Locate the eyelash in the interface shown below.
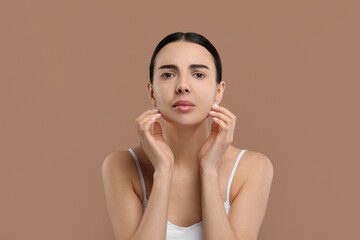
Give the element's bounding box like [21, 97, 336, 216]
[160, 72, 206, 79]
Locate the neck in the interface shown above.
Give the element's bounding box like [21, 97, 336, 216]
[162, 117, 212, 170]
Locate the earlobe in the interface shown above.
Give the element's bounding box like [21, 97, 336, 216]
[147, 83, 157, 107]
[215, 82, 225, 104]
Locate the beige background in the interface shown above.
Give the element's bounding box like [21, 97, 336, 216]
[1, 0, 359, 239]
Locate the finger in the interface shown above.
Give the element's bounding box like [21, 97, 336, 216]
[141, 113, 162, 142]
[137, 109, 161, 128]
[153, 121, 163, 137]
[139, 112, 161, 129]
[136, 110, 160, 145]
[210, 118, 220, 134]
[136, 117, 146, 146]
[209, 110, 231, 124]
[211, 117, 229, 132]
[137, 124, 144, 145]
[135, 108, 160, 123]
[211, 105, 236, 119]
[144, 113, 161, 131]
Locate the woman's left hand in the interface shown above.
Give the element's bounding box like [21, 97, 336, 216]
[199, 104, 237, 171]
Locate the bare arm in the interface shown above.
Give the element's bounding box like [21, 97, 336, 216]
[102, 151, 173, 240]
[131, 169, 173, 240]
[200, 153, 274, 240]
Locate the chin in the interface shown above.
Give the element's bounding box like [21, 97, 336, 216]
[165, 115, 209, 126]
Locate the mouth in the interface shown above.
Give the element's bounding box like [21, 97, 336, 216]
[172, 100, 195, 107]
[172, 105, 195, 112]
[172, 99, 195, 112]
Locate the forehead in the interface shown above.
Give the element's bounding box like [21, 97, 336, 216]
[154, 41, 215, 69]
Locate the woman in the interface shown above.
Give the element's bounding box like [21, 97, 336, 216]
[102, 32, 274, 240]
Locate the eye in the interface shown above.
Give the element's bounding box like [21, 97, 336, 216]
[194, 73, 205, 79]
[161, 73, 175, 79]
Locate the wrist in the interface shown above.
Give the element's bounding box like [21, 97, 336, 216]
[154, 168, 173, 177]
[200, 165, 219, 176]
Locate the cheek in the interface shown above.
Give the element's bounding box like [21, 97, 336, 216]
[198, 93, 216, 113]
[203, 87, 217, 102]
[153, 87, 165, 100]
[154, 90, 171, 107]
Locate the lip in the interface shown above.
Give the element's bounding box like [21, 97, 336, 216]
[173, 105, 195, 112]
[172, 100, 195, 107]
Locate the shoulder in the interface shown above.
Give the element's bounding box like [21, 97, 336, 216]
[229, 145, 272, 168]
[101, 149, 146, 240]
[241, 149, 274, 184]
[228, 146, 274, 183]
[102, 149, 129, 168]
[248, 151, 273, 174]
[101, 146, 150, 184]
[101, 149, 136, 183]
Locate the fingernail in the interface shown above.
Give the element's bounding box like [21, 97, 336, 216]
[213, 104, 219, 108]
[210, 111, 216, 114]
[213, 117, 219, 120]
[152, 108, 159, 112]
[155, 113, 161, 116]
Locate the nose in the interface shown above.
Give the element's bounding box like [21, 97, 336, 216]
[175, 76, 190, 94]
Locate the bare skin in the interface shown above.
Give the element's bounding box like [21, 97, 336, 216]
[129, 40, 251, 227]
[126, 144, 254, 227]
[102, 40, 273, 239]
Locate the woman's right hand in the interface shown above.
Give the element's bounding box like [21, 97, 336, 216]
[135, 109, 174, 172]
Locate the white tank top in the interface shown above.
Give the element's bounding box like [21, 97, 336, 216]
[128, 148, 247, 240]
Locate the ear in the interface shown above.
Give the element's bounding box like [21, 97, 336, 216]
[214, 81, 226, 104]
[147, 82, 157, 107]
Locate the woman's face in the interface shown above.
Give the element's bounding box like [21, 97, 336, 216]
[148, 40, 225, 125]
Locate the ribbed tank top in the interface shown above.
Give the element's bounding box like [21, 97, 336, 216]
[128, 148, 247, 240]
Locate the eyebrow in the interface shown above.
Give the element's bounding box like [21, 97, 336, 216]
[157, 64, 209, 71]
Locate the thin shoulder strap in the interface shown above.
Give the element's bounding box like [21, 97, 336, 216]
[226, 149, 247, 203]
[128, 148, 148, 202]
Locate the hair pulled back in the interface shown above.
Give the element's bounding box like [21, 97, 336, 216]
[149, 32, 222, 85]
